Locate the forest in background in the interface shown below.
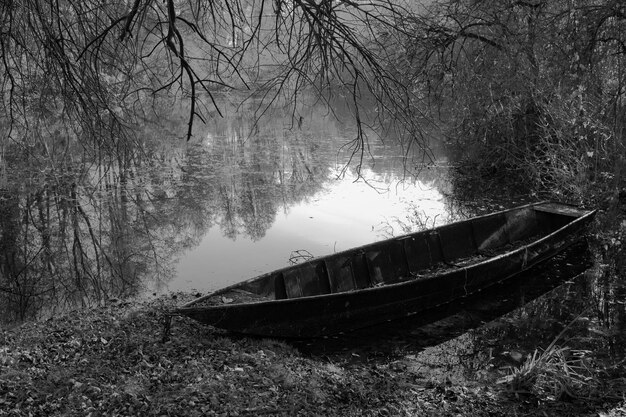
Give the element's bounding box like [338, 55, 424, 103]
[2, 1, 625, 202]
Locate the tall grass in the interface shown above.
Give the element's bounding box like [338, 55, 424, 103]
[497, 312, 625, 402]
[498, 345, 598, 400]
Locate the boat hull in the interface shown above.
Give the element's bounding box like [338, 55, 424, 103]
[175, 202, 595, 338]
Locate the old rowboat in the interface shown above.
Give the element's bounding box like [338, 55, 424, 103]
[175, 202, 595, 337]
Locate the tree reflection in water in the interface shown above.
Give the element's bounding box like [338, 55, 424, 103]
[0, 99, 448, 323]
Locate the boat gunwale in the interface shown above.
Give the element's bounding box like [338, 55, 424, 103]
[176, 201, 595, 312]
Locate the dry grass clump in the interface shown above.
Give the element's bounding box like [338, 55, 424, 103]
[498, 345, 600, 400]
[498, 312, 625, 403]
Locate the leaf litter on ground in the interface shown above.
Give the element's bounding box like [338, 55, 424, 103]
[1, 294, 624, 416]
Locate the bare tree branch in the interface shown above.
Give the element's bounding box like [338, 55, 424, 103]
[1, 0, 429, 170]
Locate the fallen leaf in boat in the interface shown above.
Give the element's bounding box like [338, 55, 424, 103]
[222, 296, 234, 304]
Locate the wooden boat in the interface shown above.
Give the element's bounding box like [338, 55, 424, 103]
[174, 202, 596, 338]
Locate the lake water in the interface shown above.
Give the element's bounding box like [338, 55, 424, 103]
[0, 97, 455, 321]
[154, 99, 455, 293]
[172, 164, 449, 293]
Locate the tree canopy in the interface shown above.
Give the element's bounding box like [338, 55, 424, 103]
[2, 0, 625, 197]
[1, 0, 427, 164]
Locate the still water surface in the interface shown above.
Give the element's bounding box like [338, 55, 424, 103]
[0, 99, 453, 321]
[173, 165, 449, 293]
[148, 100, 453, 293]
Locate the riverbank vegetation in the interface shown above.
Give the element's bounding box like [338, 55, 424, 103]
[401, 1, 626, 205]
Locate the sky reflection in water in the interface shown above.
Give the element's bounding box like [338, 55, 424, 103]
[172, 165, 449, 293]
[157, 98, 452, 293]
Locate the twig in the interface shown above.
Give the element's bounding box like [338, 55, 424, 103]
[241, 407, 290, 415]
[161, 313, 174, 343]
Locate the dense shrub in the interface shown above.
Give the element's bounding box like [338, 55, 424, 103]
[403, 0, 626, 202]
